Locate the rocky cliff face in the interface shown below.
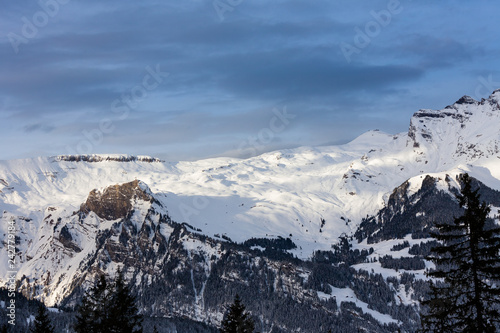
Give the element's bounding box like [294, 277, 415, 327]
[80, 180, 157, 220]
[355, 174, 500, 244]
[55, 155, 163, 163]
[407, 90, 500, 161]
[9, 181, 166, 306]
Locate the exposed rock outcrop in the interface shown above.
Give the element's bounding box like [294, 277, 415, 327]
[55, 155, 163, 163]
[79, 180, 156, 220]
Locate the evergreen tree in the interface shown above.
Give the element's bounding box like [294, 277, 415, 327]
[421, 174, 500, 332]
[220, 294, 255, 333]
[74, 274, 112, 333]
[30, 304, 55, 333]
[107, 268, 143, 333]
[0, 324, 7, 333]
[75, 270, 143, 333]
[74, 292, 95, 333]
[153, 326, 159, 333]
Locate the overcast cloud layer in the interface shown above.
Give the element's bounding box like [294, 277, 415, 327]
[1, 0, 499, 161]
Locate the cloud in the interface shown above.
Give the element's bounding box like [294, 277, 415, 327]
[23, 123, 55, 133]
[391, 34, 477, 69]
[0, 0, 499, 161]
[0, 0, 419, 114]
[212, 53, 424, 100]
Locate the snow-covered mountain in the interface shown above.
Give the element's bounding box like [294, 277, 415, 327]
[2, 90, 500, 256]
[1, 90, 500, 332]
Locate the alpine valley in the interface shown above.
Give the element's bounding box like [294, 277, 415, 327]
[1, 90, 500, 332]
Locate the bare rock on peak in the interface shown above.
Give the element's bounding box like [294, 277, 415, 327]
[54, 154, 163, 163]
[455, 95, 477, 105]
[80, 180, 156, 220]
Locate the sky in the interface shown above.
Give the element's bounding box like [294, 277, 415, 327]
[1, 0, 499, 162]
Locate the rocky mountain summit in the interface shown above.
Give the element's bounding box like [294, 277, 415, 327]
[79, 180, 158, 220]
[408, 90, 500, 160]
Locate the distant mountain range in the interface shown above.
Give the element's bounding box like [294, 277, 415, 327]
[1, 90, 499, 332]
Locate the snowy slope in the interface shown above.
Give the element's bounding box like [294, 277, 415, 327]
[1, 89, 499, 269]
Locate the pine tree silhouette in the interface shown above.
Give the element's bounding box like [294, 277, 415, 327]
[107, 268, 143, 333]
[75, 269, 142, 333]
[74, 274, 111, 333]
[421, 174, 500, 332]
[30, 304, 55, 333]
[220, 294, 255, 333]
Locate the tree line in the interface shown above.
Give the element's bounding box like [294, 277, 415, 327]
[27, 269, 255, 333]
[28, 268, 143, 333]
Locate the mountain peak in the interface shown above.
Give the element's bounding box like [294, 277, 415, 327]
[489, 89, 500, 103]
[455, 95, 478, 105]
[79, 180, 156, 220]
[407, 90, 500, 157]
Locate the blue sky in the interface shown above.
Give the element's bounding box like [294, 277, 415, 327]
[1, 0, 499, 161]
